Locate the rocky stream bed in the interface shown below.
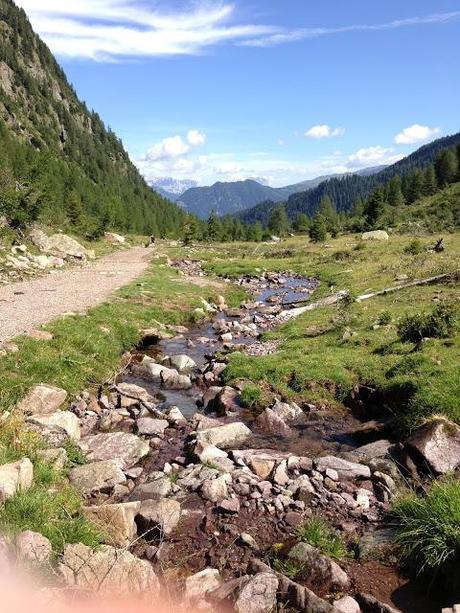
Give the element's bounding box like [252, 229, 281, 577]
[3, 262, 455, 612]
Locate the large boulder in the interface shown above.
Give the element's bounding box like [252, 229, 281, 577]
[200, 475, 230, 502]
[235, 572, 279, 613]
[132, 357, 192, 389]
[167, 354, 196, 373]
[361, 230, 389, 241]
[271, 399, 303, 422]
[46, 233, 88, 259]
[104, 232, 126, 245]
[15, 530, 52, 564]
[406, 417, 460, 474]
[0, 458, 33, 503]
[128, 474, 172, 501]
[136, 499, 181, 537]
[70, 460, 126, 495]
[59, 543, 159, 595]
[114, 382, 155, 407]
[194, 422, 251, 450]
[288, 542, 349, 590]
[17, 384, 67, 415]
[185, 568, 222, 603]
[79, 432, 150, 468]
[82, 502, 141, 547]
[254, 408, 292, 437]
[315, 456, 371, 480]
[27, 411, 81, 440]
[136, 417, 168, 437]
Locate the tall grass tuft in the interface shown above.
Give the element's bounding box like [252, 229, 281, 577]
[296, 516, 347, 560]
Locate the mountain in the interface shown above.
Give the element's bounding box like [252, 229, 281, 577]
[149, 178, 198, 201]
[177, 168, 385, 219]
[0, 0, 187, 236]
[237, 134, 460, 226]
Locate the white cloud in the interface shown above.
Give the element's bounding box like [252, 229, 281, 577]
[15, 2, 460, 61]
[141, 135, 191, 163]
[394, 124, 440, 145]
[187, 130, 206, 146]
[305, 125, 345, 139]
[346, 145, 403, 168]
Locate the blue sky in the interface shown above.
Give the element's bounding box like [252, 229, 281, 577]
[17, 0, 460, 187]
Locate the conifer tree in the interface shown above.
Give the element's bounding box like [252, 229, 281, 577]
[268, 204, 289, 236]
[309, 215, 327, 242]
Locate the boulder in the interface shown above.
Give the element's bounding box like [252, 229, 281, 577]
[128, 476, 172, 501]
[334, 595, 361, 613]
[28, 411, 81, 440]
[79, 432, 150, 468]
[160, 367, 192, 390]
[115, 382, 154, 407]
[254, 408, 292, 437]
[194, 422, 251, 450]
[200, 475, 230, 502]
[17, 384, 67, 415]
[315, 456, 371, 480]
[46, 233, 88, 258]
[288, 542, 349, 590]
[36, 447, 67, 470]
[356, 593, 400, 613]
[70, 460, 126, 495]
[185, 568, 222, 602]
[104, 232, 126, 244]
[29, 228, 50, 251]
[405, 417, 460, 474]
[210, 386, 241, 416]
[136, 417, 168, 437]
[59, 543, 159, 595]
[271, 399, 303, 422]
[361, 230, 389, 241]
[349, 439, 393, 461]
[132, 357, 167, 382]
[193, 441, 229, 466]
[16, 531, 52, 564]
[235, 572, 279, 613]
[82, 502, 141, 547]
[0, 458, 33, 502]
[136, 499, 181, 536]
[168, 354, 196, 373]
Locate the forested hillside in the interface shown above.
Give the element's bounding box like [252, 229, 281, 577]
[238, 133, 460, 226]
[0, 0, 187, 237]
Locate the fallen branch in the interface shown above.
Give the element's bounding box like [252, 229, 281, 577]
[356, 271, 456, 301]
[278, 291, 349, 320]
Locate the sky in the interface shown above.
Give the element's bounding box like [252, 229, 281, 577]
[16, 0, 460, 188]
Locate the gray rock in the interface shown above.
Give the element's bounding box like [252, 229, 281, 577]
[361, 230, 389, 241]
[0, 458, 33, 503]
[136, 417, 168, 437]
[185, 568, 222, 602]
[36, 447, 67, 470]
[235, 572, 278, 613]
[315, 456, 371, 480]
[334, 595, 361, 613]
[16, 530, 52, 564]
[17, 384, 67, 415]
[28, 411, 81, 440]
[46, 233, 88, 258]
[271, 399, 303, 422]
[168, 354, 196, 373]
[194, 422, 251, 450]
[115, 382, 154, 407]
[70, 459, 126, 495]
[59, 543, 159, 594]
[288, 542, 349, 590]
[82, 502, 141, 547]
[240, 532, 259, 549]
[129, 477, 172, 501]
[200, 475, 230, 502]
[406, 417, 460, 474]
[136, 499, 181, 536]
[79, 432, 150, 468]
[254, 408, 292, 437]
[356, 593, 399, 613]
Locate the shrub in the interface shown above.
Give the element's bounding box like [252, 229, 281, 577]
[392, 479, 460, 586]
[404, 238, 424, 255]
[397, 304, 457, 343]
[240, 384, 262, 409]
[377, 310, 392, 325]
[296, 517, 347, 560]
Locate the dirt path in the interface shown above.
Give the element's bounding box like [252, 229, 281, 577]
[0, 247, 152, 342]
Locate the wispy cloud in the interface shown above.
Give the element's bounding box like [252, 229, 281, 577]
[241, 11, 460, 47]
[15, 2, 460, 61]
[305, 125, 345, 139]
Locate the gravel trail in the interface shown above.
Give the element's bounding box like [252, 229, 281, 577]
[0, 247, 152, 342]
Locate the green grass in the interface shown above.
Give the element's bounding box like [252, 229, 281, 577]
[240, 384, 262, 409]
[296, 517, 348, 560]
[0, 256, 243, 412]
[392, 479, 460, 587]
[182, 232, 460, 432]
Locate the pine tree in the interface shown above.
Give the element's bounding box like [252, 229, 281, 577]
[268, 204, 289, 236]
[293, 213, 309, 233]
[404, 169, 424, 204]
[183, 215, 199, 245]
[435, 149, 458, 186]
[386, 176, 405, 207]
[309, 215, 327, 242]
[422, 165, 437, 196]
[364, 188, 386, 227]
[206, 211, 222, 241]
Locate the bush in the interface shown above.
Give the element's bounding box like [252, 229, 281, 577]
[392, 479, 460, 588]
[296, 517, 347, 560]
[240, 384, 262, 409]
[404, 238, 424, 255]
[377, 310, 392, 325]
[397, 304, 457, 343]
